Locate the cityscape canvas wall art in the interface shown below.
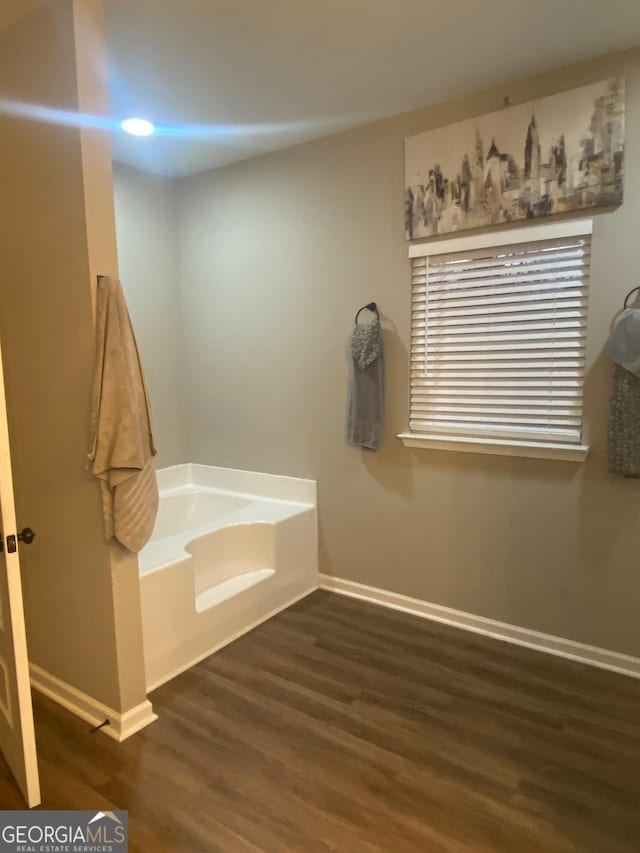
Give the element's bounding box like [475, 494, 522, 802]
[404, 79, 624, 239]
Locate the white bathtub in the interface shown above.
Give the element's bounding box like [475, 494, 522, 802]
[139, 463, 318, 690]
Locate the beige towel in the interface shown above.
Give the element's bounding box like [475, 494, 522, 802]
[88, 276, 159, 552]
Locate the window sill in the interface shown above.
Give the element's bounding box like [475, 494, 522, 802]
[397, 433, 590, 462]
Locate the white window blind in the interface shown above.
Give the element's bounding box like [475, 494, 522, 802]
[410, 230, 591, 445]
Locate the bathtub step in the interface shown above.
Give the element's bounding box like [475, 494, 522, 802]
[195, 568, 275, 613]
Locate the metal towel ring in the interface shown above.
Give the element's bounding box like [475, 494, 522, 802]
[623, 286, 640, 308]
[355, 302, 380, 324]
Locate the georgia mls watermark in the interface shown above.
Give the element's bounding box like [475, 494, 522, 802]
[0, 811, 128, 853]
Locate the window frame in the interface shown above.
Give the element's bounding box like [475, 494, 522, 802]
[399, 219, 592, 462]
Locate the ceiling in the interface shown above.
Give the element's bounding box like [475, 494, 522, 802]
[105, 0, 640, 177]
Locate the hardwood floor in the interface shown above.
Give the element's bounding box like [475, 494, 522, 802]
[1, 590, 639, 851]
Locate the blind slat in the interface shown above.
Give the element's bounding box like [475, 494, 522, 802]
[412, 396, 582, 409]
[424, 262, 589, 288]
[410, 349, 585, 363]
[425, 330, 586, 346]
[409, 410, 582, 427]
[421, 316, 587, 329]
[409, 419, 581, 444]
[411, 369, 583, 380]
[413, 276, 586, 302]
[412, 388, 582, 399]
[425, 236, 589, 264]
[420, 340, 586, 353]
[425, 293, 587, 313]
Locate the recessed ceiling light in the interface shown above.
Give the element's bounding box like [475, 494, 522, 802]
[121, 117, 155, 136]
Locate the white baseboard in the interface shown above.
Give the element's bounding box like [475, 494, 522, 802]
[29, 663, 158, 741]
[319, 575, 640, 681]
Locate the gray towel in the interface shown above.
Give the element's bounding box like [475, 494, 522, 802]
[346, 319, 384, 450]
[606, 307, 640, 477]
[607, 308, 640, 377]
[608, 364, 640, 478]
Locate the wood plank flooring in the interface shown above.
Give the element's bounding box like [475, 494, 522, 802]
[1, 590, 639, 851]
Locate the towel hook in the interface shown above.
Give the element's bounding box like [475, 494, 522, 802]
[623, 286, 640, 309]
[355, 302, 380, 325]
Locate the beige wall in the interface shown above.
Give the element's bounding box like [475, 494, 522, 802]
[113, 163, 189, 467]
[0, 0, 147, 712]
[174, 48, 640, 657]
